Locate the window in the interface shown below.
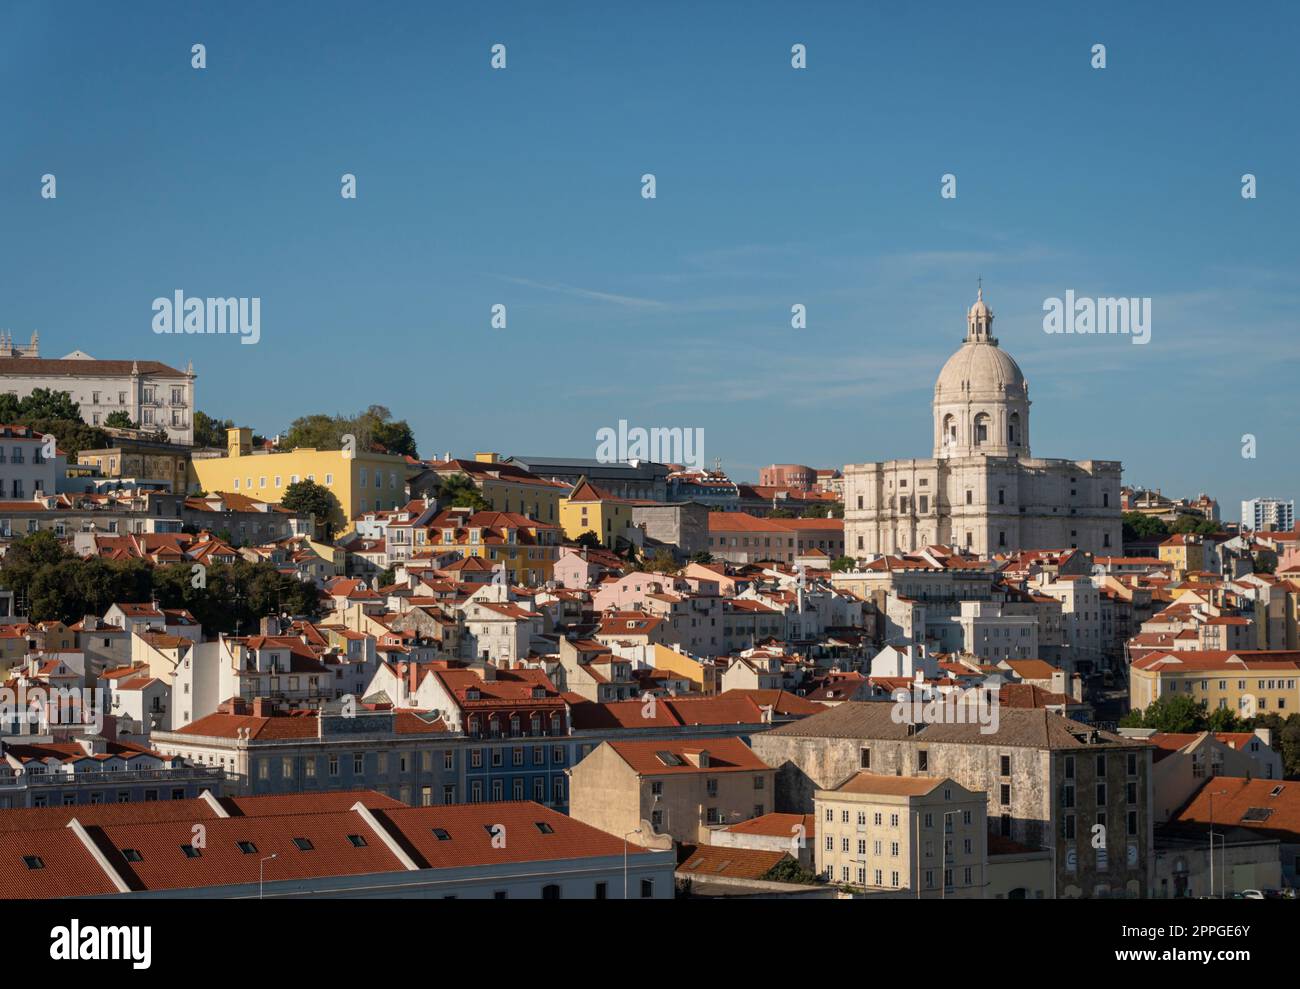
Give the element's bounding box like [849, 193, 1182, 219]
[860, 748, 871, 769]
[121, 848, 143, 862]
[23, 856, 44, 870]
[292, 837, 314, 851]
[595, 882, 608, 899]
[640, 879, 654, 898]
[181, 844, 202, 858]
[237, 841, 258, 854]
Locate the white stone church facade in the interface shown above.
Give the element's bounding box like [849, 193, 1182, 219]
[844, 290, 1122, 558]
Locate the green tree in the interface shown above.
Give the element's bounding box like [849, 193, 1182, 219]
[152, 560, 319, 635]
[1206, 706, 1243, 733]
[435, 475, 490, 512]
[104, 411, 136, 429]
[644, 549, 680, 574]
[1170, 515, 1222, 536]
[193, 411, 236, 448]
[371, 417, 418, 458]
[20, 388, 82, 421]
[574, 531, 602, 550]
[24, 417, 110, 460]
[1122, 512, 1169, 543]
[282, 413, 347, 451]
[281, 405, 418, 457]
[830, 555, 856, 572]
[687, 551, 713, 565]
[280, 479, 344, 539]
[1130, 694, 1207, 733]
[760, 857, 818, 885]
[0, 394, 21, 423]
[1272, 714, 1300, 778]
[1118, 709, 1146, 729]
[0, 530, 71, 607]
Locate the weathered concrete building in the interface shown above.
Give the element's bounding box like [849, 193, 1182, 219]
[749, 702, 1154, 898]
[632, 500, 709, 558]
[568, 736, 775, 845]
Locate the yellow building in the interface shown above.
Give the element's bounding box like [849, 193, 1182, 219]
[559, 477, 640, 549]
[416, 454, 567, 524]
[647, 642, 719, 694]
[1128, 650, 1300, 718]
[415, 508, 563, 585]
[1158, 534, 1206, 580]
[190, 428, 411, 530]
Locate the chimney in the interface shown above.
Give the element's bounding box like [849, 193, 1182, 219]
[251, 697, 273, 717]
[475, 452, 499, 464]
[1050, 669, 1067, 695]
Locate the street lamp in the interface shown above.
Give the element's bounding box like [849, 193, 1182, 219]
[623, 829, 642, 899]
[1207, 788, 1228, 899]
[260, 853, 278, 900]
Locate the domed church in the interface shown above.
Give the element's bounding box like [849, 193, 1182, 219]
[843, 288, 1122, 558]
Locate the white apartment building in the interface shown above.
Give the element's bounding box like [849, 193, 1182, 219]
[0, 426, 64, 504]
[1241, 497, 1294, 532]
[1033, 574, 1104, 675]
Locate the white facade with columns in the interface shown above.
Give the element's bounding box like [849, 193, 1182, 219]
[844, 290, 1122, 558]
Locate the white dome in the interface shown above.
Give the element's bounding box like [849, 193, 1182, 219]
[932, 287, 1032, 459]
[934, 340, 1027, 401]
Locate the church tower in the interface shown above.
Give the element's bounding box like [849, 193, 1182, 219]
[932, 286, 1031, 458]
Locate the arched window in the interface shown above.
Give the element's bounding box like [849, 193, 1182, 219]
[942, 414, 956, 445]
[973, 413, 990, 446]
[542, 884, 561, 900]
[1008, 412, 1021, 446]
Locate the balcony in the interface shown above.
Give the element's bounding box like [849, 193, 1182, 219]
[8, 766, 224, 788]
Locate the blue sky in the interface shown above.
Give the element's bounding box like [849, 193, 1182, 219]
[3, 0, 1297, 521]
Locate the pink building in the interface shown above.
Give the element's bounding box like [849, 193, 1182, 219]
[759, 464, 816, 489]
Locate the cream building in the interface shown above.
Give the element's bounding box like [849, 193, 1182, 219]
[814, 772, 987, 897]
[0, 335, 196, 444]
[844, 290, 1121, 558]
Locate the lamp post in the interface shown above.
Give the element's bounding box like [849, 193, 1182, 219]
[1208, 787, 1228, 899]
[623, 828, 642, 899]
[260, 853, 278, 900]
